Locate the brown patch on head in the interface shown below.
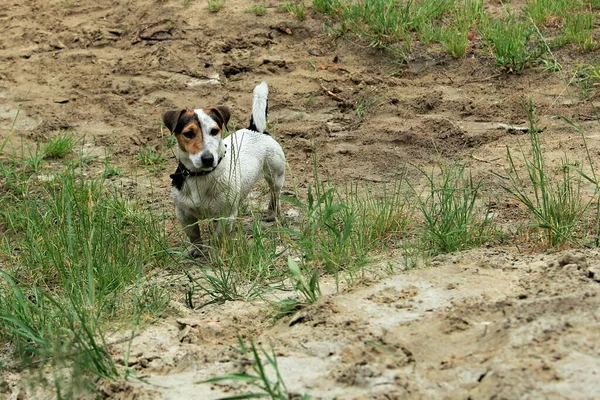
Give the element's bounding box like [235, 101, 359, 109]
[204, 106, 231, 131]
[163, 110, 204, 154]
[179, 119, 204, 154]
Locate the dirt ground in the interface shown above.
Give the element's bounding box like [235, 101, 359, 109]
[2, 0, 600, 399]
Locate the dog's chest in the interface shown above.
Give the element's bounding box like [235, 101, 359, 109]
[173, 175, 234, 217]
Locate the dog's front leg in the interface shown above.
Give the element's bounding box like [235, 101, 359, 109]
[177, 209, 204, 258]
[214, 199, 238, 242]
[214, 213, 237, 240]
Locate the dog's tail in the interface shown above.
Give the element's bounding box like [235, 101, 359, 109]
[248, 81, 269, 133]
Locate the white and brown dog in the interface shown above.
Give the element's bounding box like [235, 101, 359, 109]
[162, 82, 285, 256]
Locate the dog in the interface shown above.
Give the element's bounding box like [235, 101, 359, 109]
[162, 81, 286, 256]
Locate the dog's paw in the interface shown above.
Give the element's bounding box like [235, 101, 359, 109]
[263, 214, 277, 223]
[262, 210, 282, 223]
[187, 243, 208, 259]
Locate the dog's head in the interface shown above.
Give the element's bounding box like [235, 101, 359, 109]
[162, 107, 230, 170]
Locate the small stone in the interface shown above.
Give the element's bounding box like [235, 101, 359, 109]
[285, 208, 299, 219]
[50, 40, 66, 49]
[562, 263, 579, 272]
[186, 73, 220, 86]
[176, 318, 200, 328]
[258, 56, 287, 68]
[558, 253, 587, 269]
[107, 28, 123, 36]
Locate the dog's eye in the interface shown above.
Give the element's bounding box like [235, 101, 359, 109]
[209, 128, 219, 136]
[182, 131, 194, 139]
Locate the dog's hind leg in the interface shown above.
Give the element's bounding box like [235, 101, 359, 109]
[265, 167, 285, 219]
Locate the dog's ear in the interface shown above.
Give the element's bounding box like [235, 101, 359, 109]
[206, 106, 231, 130]
[162, 109, 186, 134]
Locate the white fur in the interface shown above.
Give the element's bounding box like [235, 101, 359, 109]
[172, 83, 285, 255]
[251, 81, 268, 133]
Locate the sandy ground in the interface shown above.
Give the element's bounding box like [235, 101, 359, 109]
[2, 0, 600, 398]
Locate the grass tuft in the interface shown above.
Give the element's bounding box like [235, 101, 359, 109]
[558, 12, 597, 51]
[44, 133, 77, 158]
[137, 146, 166, 169]
[412, 161, 494, 255]
[354, 90, 381, 118]
[496, 99, 592, 247]
[481, 16, 540, 73]
[207, 0, 225, 13]
[525, 0, 571, 27]
[44, 133, 77, 159]
[283, 175, 411, 274]
[283, 0, 306, 21]
[200, 337, 308, 399]
[272, 256, 322, 319]
[248, 1, 266, 16]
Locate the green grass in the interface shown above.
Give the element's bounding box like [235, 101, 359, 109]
[338, 0, 413, 49]
[184, 215, 284, 307]
[137, 146, 166, 168]
[183, 165, 412, 309]
[417, 21, 440, 46]
[102, 157, 123, 178]
[310, 0, 598, 73]
[0, 161, 170, 392]
[496, 99, 593, 247]
[412, 161, 495, 255]
[439, 25, 470, 58]
[558, 12, 597, 51]
[24, 144, 44, 173]
[272, 256, 322, 319]
[283, 0, 306, 21]
[354, 90, 380, 118]
[525, 0, 571, 26]
[248, 1, 266, 16]
[480, 16, 540, 73]
[572, 61, 600, 97]
[312, 0, 338, 16]
[44, 133, 77, 159]
[207, 0, 225, 13]
[282, 175, 411, 275]
[200, 337, 309, 400]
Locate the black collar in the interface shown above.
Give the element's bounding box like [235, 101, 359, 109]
[170, 149, 226, 190]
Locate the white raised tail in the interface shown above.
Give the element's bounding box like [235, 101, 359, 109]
[249, 81, 269, 133]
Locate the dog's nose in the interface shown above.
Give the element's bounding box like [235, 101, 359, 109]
[200, 153, 214, 166]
